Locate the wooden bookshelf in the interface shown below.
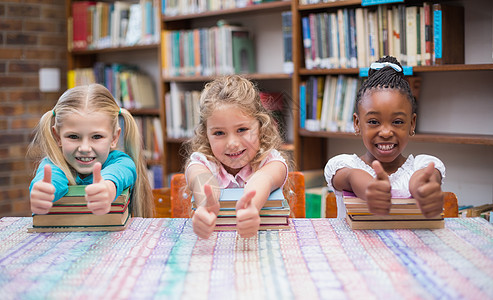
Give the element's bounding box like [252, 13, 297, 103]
[65, 0, 493, 187]
[160, 1, 294, 182]
[66, 0, 165, 185]
[291, 0, 493, 171]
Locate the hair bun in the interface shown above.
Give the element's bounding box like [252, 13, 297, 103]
[369, 61, 402, 73]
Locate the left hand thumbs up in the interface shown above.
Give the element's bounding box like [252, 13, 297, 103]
[236, 190, 259, 238]
[92, 162, 103, 183]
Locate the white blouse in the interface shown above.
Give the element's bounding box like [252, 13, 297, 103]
[324, 154, 446, 218]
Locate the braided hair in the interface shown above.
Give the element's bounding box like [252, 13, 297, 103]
[355, 56, 416, 114]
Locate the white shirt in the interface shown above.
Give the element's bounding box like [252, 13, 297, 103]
[324, 154, 446, 218]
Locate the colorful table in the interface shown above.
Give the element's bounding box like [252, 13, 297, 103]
[1, 217, 492, 299]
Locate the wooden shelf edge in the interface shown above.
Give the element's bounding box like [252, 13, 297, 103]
[127, 108, 160, 116]
[299, 68, 359, 75]
[299, 64, 493, 76]
[163, 73, 292, 82]
[411, 133, 493, 145]
[70, 43, 159, 55]
[298, 0, 361, 11]
[412, 64, 493, 72]
[162, 1, 291, 22]
[299, 129, 493, 146]
[166, 137, 189, 144]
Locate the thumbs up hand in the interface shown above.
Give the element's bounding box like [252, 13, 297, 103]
[85, 162, 115, 215]
[410, 162, 443, 218]
[235, 190, 259, 238]
[365, 160, 392, 215]
[30, 164, 55, 214]
[192, 184, 220, 239]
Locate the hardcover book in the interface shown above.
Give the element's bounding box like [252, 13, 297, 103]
[343, 190, 444, 229]
[432, 3, 464, 65]
[30, 185, 131, 232]
[192, 188, 285, 209]
[33, 208, 130, 227]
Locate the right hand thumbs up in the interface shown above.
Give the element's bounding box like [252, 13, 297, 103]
[365, 160, 392, 215]
[30, 164, 55, 214]
[192, 184, 219, 239]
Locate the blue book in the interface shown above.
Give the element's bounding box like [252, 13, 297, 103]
[299, 83, 306, 128]
[217, 199, 291, 216]
[301, 16, 312, 69]
[192, 188, 286, 209]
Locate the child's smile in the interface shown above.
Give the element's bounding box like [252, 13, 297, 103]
[53, 111, 120, 177]
[226, 149, 246, 159]
[354, 89, 416, 172]
[206, 104, 260, 176]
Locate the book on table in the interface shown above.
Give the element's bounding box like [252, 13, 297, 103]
[48, 186, 130, 213]
[192, 188, 286, 209]
[29, 185, 131, 232]
[343, 190, 444, 230]
[193, 187, 291, 231]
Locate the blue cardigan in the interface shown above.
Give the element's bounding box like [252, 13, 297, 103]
[29, 150, 136, 202]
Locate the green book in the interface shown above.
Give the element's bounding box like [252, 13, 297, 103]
[54, 185, 130, 207]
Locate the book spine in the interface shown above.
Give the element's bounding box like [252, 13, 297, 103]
[406, 6, 417, 67]
[433, 3, 464, 65]
[299, 82, 306, 129]
[301, 16, 313, 69]
[309, 14, 319, 69]
[423, 2, 433, 65]
[398, 4, 407, 65]
[281, 11, 293, 74]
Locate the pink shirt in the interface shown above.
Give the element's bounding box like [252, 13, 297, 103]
[185, 149, 288, 188]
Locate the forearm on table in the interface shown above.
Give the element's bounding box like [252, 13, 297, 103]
[333, 168, 374, 199]
[185, 164, 220, 206]
[244, 161, 287, 211]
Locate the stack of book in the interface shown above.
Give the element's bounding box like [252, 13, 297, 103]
[29, 185, 131, 232]
[192, 188, 291, 231]
[343, 190, 444, 230]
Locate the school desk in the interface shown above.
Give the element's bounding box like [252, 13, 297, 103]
[1, 217, 492, 299]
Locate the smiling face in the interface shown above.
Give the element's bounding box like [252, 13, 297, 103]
[53, 111, 120, 177]
[354, 89, 416, 173]
[206, 104, 260, 175]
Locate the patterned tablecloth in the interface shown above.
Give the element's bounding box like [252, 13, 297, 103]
[0, 217, 492, 299]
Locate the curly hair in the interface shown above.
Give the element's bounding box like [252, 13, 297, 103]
[183, 75, 287, 172]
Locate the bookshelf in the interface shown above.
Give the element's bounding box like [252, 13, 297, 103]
[64, 0, 493, 201]
[292, 0, 493, 205]
[66, 0, 165, 186]
[160, 0, 294, 183]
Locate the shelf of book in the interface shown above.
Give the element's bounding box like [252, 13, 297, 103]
[66, 0, 165, 187]
[291, 0, 493, 174]
[160, 1, 294, 183]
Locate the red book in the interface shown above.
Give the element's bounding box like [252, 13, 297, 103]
[423, 2, 433, 65]
[72, 1, 96, 50]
